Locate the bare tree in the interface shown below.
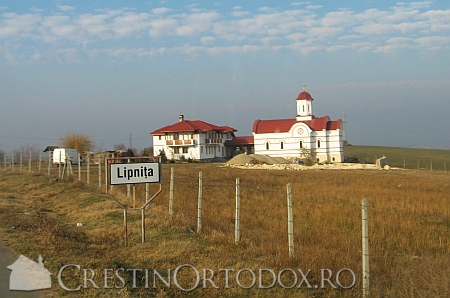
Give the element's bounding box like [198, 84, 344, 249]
[0, 149, 5, 164]
[13, 143, 41, 162]
[114, 143, 127, 151]
[140, 147, 154, 156]
[299, 147, 316, 166]
[59, 132, 95, 153]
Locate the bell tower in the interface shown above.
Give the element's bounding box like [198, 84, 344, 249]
[296, 85, 313, 121]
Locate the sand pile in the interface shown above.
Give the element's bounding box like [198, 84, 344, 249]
[271, 157, 292, 164]
[226, 154, 255, 165]
[226, 154, 390, 171]
[227, 154, 290, 165]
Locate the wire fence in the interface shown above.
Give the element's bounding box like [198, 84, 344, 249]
[1, 153, 449, 296]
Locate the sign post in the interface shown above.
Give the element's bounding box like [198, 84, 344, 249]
[107, 156, 162, 246]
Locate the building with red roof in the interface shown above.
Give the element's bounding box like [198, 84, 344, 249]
[252, 86, 344, 163]
[151, 115, 239, 161]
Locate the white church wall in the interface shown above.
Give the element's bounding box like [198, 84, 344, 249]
[253, 125, 344, 163]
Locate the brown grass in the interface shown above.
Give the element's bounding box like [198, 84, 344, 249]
[0, 164, 449, 297]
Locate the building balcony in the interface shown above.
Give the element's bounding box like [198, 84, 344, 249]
[166, 139, 195, 146]
[205, 139, 223, 144]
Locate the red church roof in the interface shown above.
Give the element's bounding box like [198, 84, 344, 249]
[296, 91, 314, 100]
[224, 136, 254, 146]
[252, 116, 341, 134]
[252, 119, 297, 134]
[151, 119, 237, 136]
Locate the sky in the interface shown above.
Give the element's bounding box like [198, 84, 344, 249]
[1, 0, 450, 153]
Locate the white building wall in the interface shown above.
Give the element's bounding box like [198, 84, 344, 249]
[253, 126, 344, 163]
[152, 136, 168, 158]
[153, 131, 232, 161]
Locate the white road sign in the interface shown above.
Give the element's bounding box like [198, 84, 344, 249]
[110, 162, 161, 185]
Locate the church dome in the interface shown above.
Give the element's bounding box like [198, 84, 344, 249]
[296, 85, 314, 100]
[296, 91, 313, 100]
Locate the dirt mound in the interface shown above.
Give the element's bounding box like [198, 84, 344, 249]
[271, 157, 291, 164]
[227, 154, 292, 165]
[226, 154, 256, 165]
[248, 154, 272, 164]
[263, 155, 285, 164]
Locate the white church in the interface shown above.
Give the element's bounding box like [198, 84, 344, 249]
[252, 86, 344, 163]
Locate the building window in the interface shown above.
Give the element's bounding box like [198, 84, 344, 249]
[183, 147, 188, 154]
[300, 141, 303, 149]
[332, 157, 335, 162]
[158, 136, 162, 140]
[175, 133, 179, 140]
[218, 146, 221, 152]
[317, 140, 321, 148]
[280, 141, 284, 149]
[201, 146, 203, 153]
[266, 142, 270, 150]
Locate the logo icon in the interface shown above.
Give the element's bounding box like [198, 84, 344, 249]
[7, 254, 52, 291]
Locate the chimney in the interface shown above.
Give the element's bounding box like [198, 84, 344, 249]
[179, 115, 184, 122]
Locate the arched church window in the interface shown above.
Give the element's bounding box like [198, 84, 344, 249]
[266, 142, 269, 150]
[281, 142, 284, 149]
[300, 141, 303, 148]
[317, 140, 321, 148]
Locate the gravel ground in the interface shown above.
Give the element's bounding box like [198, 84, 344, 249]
[225, 154, 395, 170]
[225, 162, 388, 170]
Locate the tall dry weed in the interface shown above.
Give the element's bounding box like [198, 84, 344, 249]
[0, 165, 448, 297]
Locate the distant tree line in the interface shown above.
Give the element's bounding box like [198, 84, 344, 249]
[1, 132, 155, 159]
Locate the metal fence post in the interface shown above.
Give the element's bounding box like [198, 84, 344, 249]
[235, 178, 241, 244]
[98, 155, 101, 189]
[48, 152, 51, 176]
[20, 151, 23, 174]
[287, 183, 294, 257]
[28, 151, 32, 172]
[124, 209, 128, 246]
[141, 208, 145, 243]
[39, 151, 42, 173]
[87, 154, 90, 185]
[197, 171, 203, 234]
[362, 198, 370, 298]
[58, 151, 62, 179]
[169, 167, 174, 217]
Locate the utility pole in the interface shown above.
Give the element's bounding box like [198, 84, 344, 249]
[342, 112, 348, 145]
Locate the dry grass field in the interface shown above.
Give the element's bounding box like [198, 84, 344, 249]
[0, 161, 449, 297]
[343, 145, 450, 171]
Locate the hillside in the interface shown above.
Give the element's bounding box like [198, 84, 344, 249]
[344, 145, 450, 171]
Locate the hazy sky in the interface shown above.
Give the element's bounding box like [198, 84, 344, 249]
[1, 0, 449, 153]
